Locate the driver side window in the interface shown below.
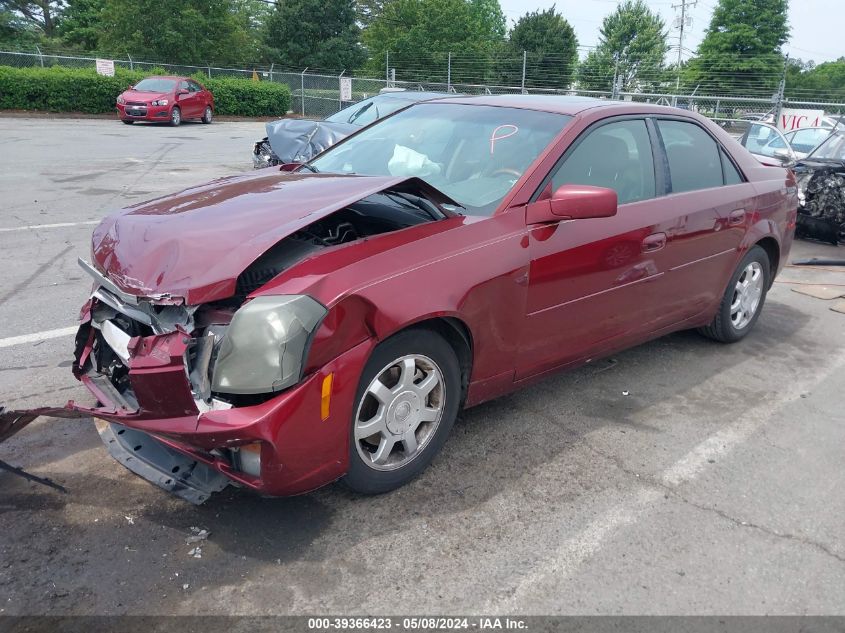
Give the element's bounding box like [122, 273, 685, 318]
[550, 119, 656, 205]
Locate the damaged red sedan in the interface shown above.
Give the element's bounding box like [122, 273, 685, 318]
[1, 96, 797, 503]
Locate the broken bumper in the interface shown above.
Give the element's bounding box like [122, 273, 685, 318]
[2, 325, 375, 502]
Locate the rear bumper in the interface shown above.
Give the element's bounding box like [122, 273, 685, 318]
[73, 323, 376, 499]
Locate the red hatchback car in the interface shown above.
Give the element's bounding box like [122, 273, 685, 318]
[2, 96, 797, 503]
[116, 75, 214, 126]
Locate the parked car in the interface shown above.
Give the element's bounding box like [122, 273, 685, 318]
[741, 123, 832, 163]
[1, 97, 796, 503]
[116, 76, 214, 126]
[252, 90, 450, 168]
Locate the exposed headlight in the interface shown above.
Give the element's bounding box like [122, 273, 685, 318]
[151, 99, 169, 106]
[211, 295, 327, 395]
[117, 95, 125, 105]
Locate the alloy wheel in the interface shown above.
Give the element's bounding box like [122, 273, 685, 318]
[354, 354, 445, 471]
[730, 261, 764, 329]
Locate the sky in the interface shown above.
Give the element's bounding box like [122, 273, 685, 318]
[497, 0, 842, 65]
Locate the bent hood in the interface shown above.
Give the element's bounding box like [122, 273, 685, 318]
[265, 118, 356, 163]
[92, 172, 430, 305]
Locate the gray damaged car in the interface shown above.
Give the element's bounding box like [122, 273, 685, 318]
[252, 90, 450, 168]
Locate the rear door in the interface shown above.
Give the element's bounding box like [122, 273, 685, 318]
[651, 117, 758, 320]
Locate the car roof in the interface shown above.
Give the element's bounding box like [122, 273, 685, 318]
[425, 94, 653, 116]
[140, 75, 192, 81]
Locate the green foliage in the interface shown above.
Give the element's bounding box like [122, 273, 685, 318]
[684, 0, 789, 96]
[507, 5, 578, 88]
[356, 0, 392, 28]
[1, 1, 64, 37]
[0, 65, 290, 115]
[786, 57, 845, 101]
[0, 5, 42, 46]
[265, 0, 365, 71]
[576, 0, 667, 93]
[57, 0, 103, 51]
[363, 0, 506, 82]
[97, 0, 264, 65]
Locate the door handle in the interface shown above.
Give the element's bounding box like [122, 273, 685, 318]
[642, 232, 667, 253]
[729, 209, 746, 226]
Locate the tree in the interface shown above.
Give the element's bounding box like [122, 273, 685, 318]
[362, 0, 506, 83]
[0, 0, 64, 38]
[356, 0, 391, 28]
[507, 5, 578, 88]
[684, 0, 789, 96]
[58, 0, 103, 51]
[98, 0, 260, 65]
[0, 5, 42, 46]
[265, 0, 365, 71]
[787, 57, 845, 102]
[576, 0, 667, 93]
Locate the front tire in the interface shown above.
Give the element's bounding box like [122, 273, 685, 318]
[698, 246, 770, 343]
[121, 119, 134, 125]
[343, 329, 461, 494]
[169, 106, 181, 127]
[201, 105, 213, 124]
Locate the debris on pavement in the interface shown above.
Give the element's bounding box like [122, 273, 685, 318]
[186, 527, 210, 544]
[188, 547, 202, 559]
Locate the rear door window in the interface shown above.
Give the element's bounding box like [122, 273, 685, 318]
[657, 120, 723, 193]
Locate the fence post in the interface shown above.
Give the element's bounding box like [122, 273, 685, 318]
[35, 45, 44, 68]
[521, 51, 527, 94]
[385, 51, 389, 84]
[207, 65, 211, 79]
[714, 99, 720, 119]
[301, 67, 308, 116]
[339, 69, 345, 110]
[269, 62, 274, 83]
[774, 53, 788, 126]
[447, 52, 451, 93]
[127, 53, 133, 71]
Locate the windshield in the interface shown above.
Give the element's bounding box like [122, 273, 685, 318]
[808, 132, 845, 160]
[326, 95, 416, 127]
[133, 78, 177, 93]
[311, 103, 571, 214]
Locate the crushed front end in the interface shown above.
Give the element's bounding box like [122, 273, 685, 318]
[38, 258, 371, 504]
[794, 162, 845, 245]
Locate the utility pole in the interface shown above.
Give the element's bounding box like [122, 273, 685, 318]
[671, 0, 697, 91]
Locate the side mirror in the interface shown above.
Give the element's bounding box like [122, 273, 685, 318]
[279, 162, 304, 172]
[526, 184, 618, 225]
[178, 88, 189, 95]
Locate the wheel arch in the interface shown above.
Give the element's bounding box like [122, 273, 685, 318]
[388, 316, 474, 409]
[753, 236, 781, 288]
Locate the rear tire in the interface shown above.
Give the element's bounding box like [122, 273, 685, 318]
[698, 246, 770, 343]
[342, 329, 460, 494]
[201, 105, 213, 124]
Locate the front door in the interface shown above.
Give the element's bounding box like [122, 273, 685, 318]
[517, 118, 674, 380]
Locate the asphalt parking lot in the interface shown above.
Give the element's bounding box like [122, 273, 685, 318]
[0, 117, 844, 616]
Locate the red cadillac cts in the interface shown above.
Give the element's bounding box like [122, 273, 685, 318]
[1, 96, 797, 503]
[116, 75, 214, 126]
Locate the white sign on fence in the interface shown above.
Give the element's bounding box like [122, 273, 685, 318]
[340, 76, 352, 102]
[778, 107, 826, 132]
[95, 59, 115, 77]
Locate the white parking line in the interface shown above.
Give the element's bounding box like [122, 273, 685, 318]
[0, 220, 99, 233]
[490, 345, 845, 611]
[0, 326, 78, 349]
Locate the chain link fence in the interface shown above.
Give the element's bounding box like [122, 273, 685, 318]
[2, 48, 844, 121]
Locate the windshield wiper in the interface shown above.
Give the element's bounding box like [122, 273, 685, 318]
[298, 163, 319, 173]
